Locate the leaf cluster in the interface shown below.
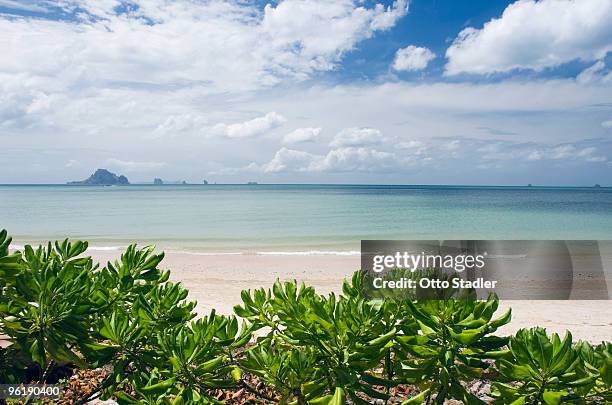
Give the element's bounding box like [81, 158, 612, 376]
[1, 231, 610, 405]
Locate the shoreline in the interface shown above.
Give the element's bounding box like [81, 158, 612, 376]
[81, 249, 612, 343]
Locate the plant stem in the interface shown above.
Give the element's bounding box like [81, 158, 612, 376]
[24, 360, 55, 405]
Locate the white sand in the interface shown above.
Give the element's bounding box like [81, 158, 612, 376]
[88, 250, 612, 343]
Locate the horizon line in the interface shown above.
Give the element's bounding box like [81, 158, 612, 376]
[0, 182, 609, 188]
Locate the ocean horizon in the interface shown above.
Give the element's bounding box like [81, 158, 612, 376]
[2, 184, 612, 254]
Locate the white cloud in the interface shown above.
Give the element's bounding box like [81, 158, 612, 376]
[393, 45, 435, 71]
[445, 0, 612, 75]
[153, 114, 207, 137]
[602, 119, 612, 129]
[106, 158, 166, 171]
[315, 147, 395, 172]
[213, 112, 286, 139]
[330, 127, 384, 147]
[526, 150, 543, 161]
[283, 127, 322, 144]
[258, 146, 398, 173]
[576, 61, 608, 84]
[476, 141, 608, 164]
[261, 147, 321, 173]
[0, 0, 407, 94]
[1, 0, 611, 184]
[548, 145, 606, 162]
[0, 0, 49, 12]
[260, 0, 408, 77]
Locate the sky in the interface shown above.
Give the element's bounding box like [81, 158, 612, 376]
[0, 0, 611, 185]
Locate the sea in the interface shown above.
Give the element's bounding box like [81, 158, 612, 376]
[1, 184, 612, 254]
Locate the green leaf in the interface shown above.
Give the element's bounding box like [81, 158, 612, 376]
[508, 396, 526, 405]
[114, 391, 139, 404]
[402, 388, 430, 404]
[329, 387, 346, 405]
[542, 390, 567, 405]
[230, 366, 242, 382]
[140, 377, 176, 395]
[197, 356, 225, 373]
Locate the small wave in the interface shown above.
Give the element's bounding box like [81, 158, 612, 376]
[87, 246, 123, 251]
[168, 251, 243, 256]
[10, 244, 359, 256]
[169, 250, 360, 256]
[256, 250, 360, 256]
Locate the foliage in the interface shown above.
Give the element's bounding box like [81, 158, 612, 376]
[0, 230, 611, 404]
[492, 328, 596, 405]
[573, 341, 612, 403]
[397, 295, 511, 404]
[235, 275, 397, 404]
[1, 238, 99, 374]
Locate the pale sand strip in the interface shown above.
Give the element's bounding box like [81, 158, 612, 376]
[85, 251, 612, 343]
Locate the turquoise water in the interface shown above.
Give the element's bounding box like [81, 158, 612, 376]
[1, 184, 612, 252]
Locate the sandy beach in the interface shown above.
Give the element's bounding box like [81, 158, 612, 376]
[88, 250, 612, 343]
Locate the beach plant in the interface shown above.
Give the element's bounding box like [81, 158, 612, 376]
[492, 328, 597, 405]
[572, 341, 612, 403]
[0, 229, 26, 383]
[235, 279, 398, 404]
[93, 244, 171, 315]
[0, 238, 101, 379]
[2, 229, 612, 405]
[83, 255, 249, 403]
[241, 344, 318, 403]
[397, 295, 511, 404]
[121, 313, 250, 404]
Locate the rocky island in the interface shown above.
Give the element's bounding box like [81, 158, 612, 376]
[68, 168, 129, 185]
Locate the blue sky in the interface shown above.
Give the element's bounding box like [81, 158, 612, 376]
[0, 0, 611, 185]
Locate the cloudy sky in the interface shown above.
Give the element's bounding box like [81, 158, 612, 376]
[1, 0, 611, 185]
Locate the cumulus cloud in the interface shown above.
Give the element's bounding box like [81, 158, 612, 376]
[330, 127, 384, 147]
[283, 127, 322, 144]
[213, 112, 286, 139]
[249, 136, 609, 176]
[392, 45, 435, 71]
[445, 0, 612, 75]
[315, 147, 395, 172]
[1, 0, 611, 184]
[153, 114, 207, 137]
[258, 146, 398, 173]
[261, 147, 321, 173]
[106, 158, 166, 171]
[0, 0, 48, 12]
[0, 0, 407, 93]
[260, 0, 408, 77]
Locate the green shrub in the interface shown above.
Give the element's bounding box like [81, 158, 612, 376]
[492, 328, 596, 404]
[1, 238, 99, 375]
[573, 341, 611, 403]
[235, 277, 397, 404]
[397, 295, 511, 404]
[1, 230, 611, 404]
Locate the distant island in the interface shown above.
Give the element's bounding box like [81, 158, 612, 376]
[153, 179, 189, 185]
[68, 168, 129, 185]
